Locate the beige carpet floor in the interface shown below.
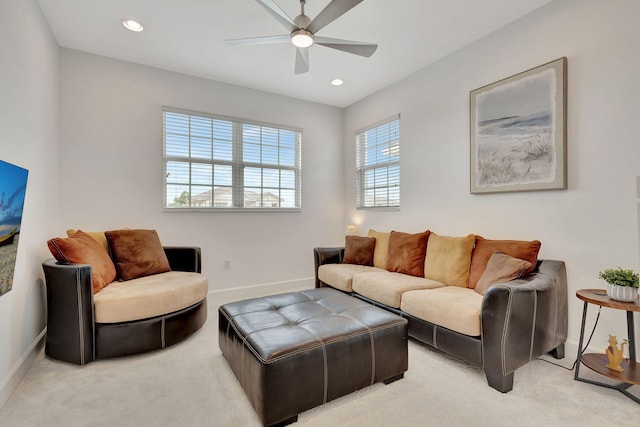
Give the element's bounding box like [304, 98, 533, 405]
[1, 292, 639, 427]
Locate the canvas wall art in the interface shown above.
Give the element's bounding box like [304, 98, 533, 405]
[470, 57, 567, 194]
[0, 160, 29, 297]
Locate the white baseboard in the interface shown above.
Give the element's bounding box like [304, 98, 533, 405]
[208, 277, 315, 302]
[0, 328, 46, 410]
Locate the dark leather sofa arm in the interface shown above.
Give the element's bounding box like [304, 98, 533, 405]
[313, 247, 344, 288]
[163, 246, 202, 273]
[42, 258, 95, 365]
[481, 260, 568, 392]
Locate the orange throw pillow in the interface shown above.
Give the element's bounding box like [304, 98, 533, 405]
[468, 236, 541, 289]
[386, 230, 430, 277]
[47, 230, 116, 293]
[105, 229, 171, 281]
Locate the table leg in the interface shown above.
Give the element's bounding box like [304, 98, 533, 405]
[574, 301, 589, 380]
[627, 310, 636, 362]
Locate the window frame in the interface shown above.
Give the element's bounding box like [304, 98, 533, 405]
[163, 107, 302, 212]
[355, 114, 400, 210]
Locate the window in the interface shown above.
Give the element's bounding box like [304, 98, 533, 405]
[163, 108, 301, 210]
[355, 115, 400, 208]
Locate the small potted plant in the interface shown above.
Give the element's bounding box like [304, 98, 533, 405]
[598, 267, 639, 302]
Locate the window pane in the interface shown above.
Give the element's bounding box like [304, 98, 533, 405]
[281, 189, 295, 208]
[213, 140, 232, 161]
[244, 187, 261, 207]
[280, 148, 295, 167]
[191, 186, 212, 207]
[165, 134, 189, 157]
[262, 145, 278, 165]
[191, 163, 212, 185]
[244, 167, 261, 187]
[213, 186, 233, 207]
[214, 165, 232, 186]
[281, 170, 295, 189]
[166, 184, 189, 207]
[166, 161, 189, 184]
[263, 188, 280, 207]
[263, 168, 279, 187]
[243, 143, 261, 163]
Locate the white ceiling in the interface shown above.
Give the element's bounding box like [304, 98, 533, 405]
[37, 0, 552, 108]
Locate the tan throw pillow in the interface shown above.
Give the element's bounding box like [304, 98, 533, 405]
[66, 229, 109, 253]
[367, 229, 390, 269]
[386, 230, 430, 277]
[424, 233, 475, 287]
[468, 236, 541, 289]
[105, 229, 171, 281]
[475, 251, 533, 295]
[343, 236, 376, 266]
[47, 230, 116, 293]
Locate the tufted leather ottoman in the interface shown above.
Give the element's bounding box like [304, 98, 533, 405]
[218, 288, 408, 426]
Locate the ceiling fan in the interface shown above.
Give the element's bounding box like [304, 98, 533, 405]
[226, 0, 377, 74]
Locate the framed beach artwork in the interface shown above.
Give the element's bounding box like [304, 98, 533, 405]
[470, 57, 567, 194]
[0, 160, 29, 297]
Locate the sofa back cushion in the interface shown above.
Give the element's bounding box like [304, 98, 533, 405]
[386, 230, 430, 277]
[47, 230, 116, 293]
[423, 233, 475, 287]
[343, 235, 376, 266]
[468, 236, 541, 289]
[105, 229, 171, 281]
[367, 229, 390, 269]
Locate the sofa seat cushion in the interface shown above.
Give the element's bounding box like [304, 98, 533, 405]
[94, 271, 208, 323]
[352, 272, 445, 309]
[400, 287, 483, 337]
[318, 264, 385, 292]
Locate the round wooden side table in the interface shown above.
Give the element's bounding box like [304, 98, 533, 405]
[574, 289, 639, 403]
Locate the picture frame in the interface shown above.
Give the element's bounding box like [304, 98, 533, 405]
[470, 57, 567, 194]
[0, 159, 29, 298]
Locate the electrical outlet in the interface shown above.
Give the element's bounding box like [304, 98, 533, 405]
[224, 260, 231, 270]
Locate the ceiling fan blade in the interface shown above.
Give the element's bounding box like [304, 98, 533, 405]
[314, 36, 377, 57]
[307, 0, 364, 33]
[254, 0, 296, 32]
[225, 34, 291, 46]
[295, 47, 309, 74]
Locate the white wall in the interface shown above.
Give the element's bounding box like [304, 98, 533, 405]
[0, 0, 59, 408]
[343, 0, 640, 352]
[58, 49, 344, 293]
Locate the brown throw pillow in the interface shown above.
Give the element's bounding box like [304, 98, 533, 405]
[386, 230, 430, 277]
[468, 236, 541, 289]
[475, 251, 533, 295]
[343, 236, 376, 266]
[47, 230, 116, 293]
[105, 229, 171, 281]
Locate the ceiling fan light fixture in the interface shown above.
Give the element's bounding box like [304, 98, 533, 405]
[122, 19, 144, 32]
[291, 29, 314, 48]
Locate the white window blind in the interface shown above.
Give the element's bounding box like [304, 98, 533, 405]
[163, 108, 302, 210]
[356, 115, 400, 208]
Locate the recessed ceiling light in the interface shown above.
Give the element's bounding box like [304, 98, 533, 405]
[122, 19, 144, 32]
[331, 79, 344, 86]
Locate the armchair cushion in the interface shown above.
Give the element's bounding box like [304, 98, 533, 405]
[105, 229, 171, 280]
[47, 230, 116, 293]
